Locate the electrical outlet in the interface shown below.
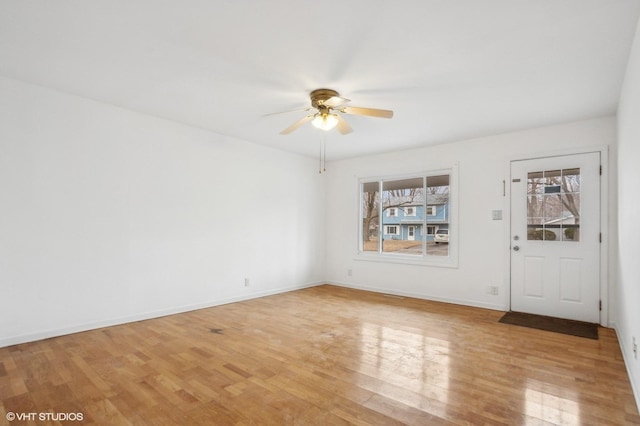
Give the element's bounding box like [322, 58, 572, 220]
[347, 269, 353, 277]
[487, 286, 499, 295]
[244, 278, 250, 287]
[633, 336, 637, 360]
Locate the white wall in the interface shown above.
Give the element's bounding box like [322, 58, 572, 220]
[325, 117, 616, 312]
[0, 76, 325, 347]
[616, 16, 640, 411]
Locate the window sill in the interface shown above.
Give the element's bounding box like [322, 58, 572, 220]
[354, 251, 459, 268]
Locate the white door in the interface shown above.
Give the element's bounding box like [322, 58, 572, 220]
[510, 152, 600, 323]
[408, 226, 415, 241]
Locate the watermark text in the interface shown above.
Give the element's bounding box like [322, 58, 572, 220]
[6, 411, 84, 422]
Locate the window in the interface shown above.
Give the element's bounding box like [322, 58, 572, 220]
[527, 168, 580, 242]
[384, 225, 399, 235]
[359, 170, 456, 265]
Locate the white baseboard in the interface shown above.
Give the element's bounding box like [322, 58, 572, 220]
[326, 280, 507, 312]
[0, 280, 323, 348]
[613, 322, 640, 413]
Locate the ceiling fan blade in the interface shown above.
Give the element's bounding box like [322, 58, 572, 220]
[280, 114, 315, 135]
[263, 107, 310, 117]
[335, 115, 353, 135]
[323, 96, 351, 108]
[341, 106, 394, 119]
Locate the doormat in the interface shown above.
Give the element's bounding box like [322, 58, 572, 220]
[499, 311, 598, 340]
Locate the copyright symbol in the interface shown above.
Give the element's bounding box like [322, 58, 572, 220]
[6, 412, 16, 421]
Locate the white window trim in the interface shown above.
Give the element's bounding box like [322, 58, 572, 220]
[426, 206, 437, 216]
[405, 207, 417, 216]
[357, 165, 459, 268]
[386, 207, 397, 217]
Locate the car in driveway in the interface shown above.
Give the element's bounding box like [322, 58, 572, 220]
[434, 229, 449, 244]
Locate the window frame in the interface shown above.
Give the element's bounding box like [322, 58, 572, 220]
[356, 166, 458, 268]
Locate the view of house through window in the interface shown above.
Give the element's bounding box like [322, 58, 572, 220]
[360, 174, 451, 257]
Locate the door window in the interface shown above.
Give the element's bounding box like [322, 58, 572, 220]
[526, 168, 580, 241]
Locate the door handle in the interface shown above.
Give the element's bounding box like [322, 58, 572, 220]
[513, 245, 520, 252]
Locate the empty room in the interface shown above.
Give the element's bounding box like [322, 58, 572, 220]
[1, 1, 640, 424]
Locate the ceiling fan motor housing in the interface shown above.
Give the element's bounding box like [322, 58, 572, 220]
[310, 88, 340, 109]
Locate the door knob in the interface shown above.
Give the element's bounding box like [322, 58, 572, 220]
[513, 245, 520, 252]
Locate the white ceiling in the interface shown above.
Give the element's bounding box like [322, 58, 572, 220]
[1, 1, 639, 160]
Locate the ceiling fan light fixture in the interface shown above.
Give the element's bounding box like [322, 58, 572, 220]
[312, 113, 339, 131]
[275, 88, 393, 135]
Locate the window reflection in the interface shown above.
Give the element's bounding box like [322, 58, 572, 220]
[525, 387, 580, 424]
[358, 323, 450, 417]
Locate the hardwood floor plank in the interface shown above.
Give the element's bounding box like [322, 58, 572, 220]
[1, 284, 638, 424]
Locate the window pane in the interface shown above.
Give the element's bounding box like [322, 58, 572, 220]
[527, 171, 545, 194]
[426, 175, 450, 257]
[361, 182, 379, 252]
[560, 191, 580, 242]
[527, 195, 544, 219]
[562, 168, 580, 193]
[544, 169, 562, 188]
[543, 194, 563, 221]
[563, 225, 580, 241]
[381, 178, 424, 255]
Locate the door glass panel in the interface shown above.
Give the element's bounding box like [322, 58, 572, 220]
[544, 169, 561, 188]
[562, 168, 581, 192]
[527, 168, 580, 242]
[527, 172, 544, 194]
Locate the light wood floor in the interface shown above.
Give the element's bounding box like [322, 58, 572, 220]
[1, 285, 638, 425]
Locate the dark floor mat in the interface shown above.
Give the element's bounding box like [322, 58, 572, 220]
[499, 311, 598, 339]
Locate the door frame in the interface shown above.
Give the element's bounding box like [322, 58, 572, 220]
[503, 145, 609, 327]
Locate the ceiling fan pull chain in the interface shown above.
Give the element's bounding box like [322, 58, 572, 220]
[323, 135, 327, 173]
[319, 137, 322, 174]
[319, 135, 327, 174]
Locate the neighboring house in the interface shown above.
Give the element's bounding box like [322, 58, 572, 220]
[382, 200, 449, 242]
[529, 214, 579, 241]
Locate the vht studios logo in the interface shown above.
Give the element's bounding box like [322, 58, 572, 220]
[6, 411, 84, 422]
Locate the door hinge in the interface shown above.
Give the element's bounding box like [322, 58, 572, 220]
[600, 165, 602, 175]
[599, 232, 602, 243]
[599, 300, 602, 311]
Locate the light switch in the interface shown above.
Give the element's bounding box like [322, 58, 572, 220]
[492, 210, 503, 220]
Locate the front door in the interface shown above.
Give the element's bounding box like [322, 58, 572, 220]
[510, 152, 600, 323]
[408, 226, 415, 241]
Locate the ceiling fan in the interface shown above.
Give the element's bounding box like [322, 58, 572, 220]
[275, 88, 393, 135]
